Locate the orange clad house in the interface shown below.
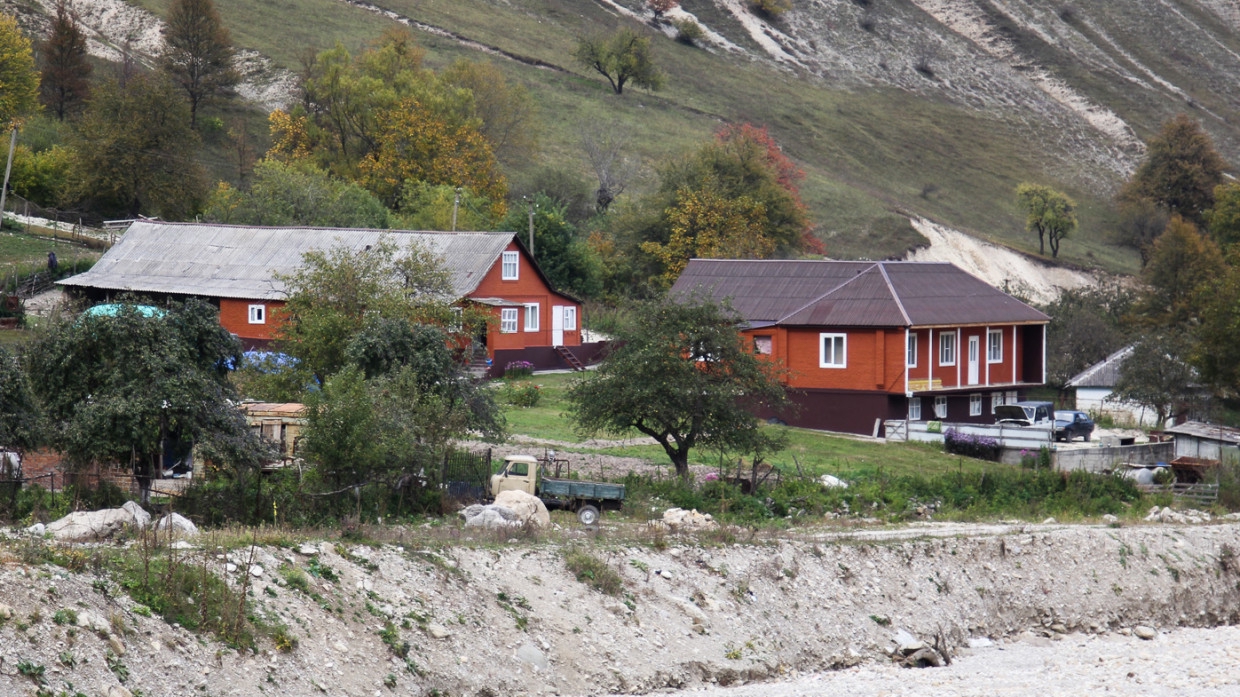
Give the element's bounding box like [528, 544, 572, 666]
[670, 259, 1050, 435]
[60, 222, 601, 373]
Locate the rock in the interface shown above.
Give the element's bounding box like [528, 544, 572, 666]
[818, 474, 849, 489]
[25, 522, 45, 536]
[122, 501, 151, 529]
[108, 634, 126, 657]
[967, 636, 993, 648]
[426, 623, 451, 639]
[226, 563, 238, 573]
[1102, 514, 1118, 524]
[515, 642, 548, 671]
[0, 603, 12, 619]
[250, 565, 264, 577]
[298, 544, 319, 556]
[904, 647, 943, 667]
[659, 569, 673, 580]
[493, 489, 551, 528]
[1134, 626, 1157, 640]
[153, 513, 198, 537]
[660, 508, 717, 532]
[463, 507, 519, 530]
[1050, 623, 1067, 634]
[46, 506, 142, 541]
[1042, 517, 1057, 525]
[108, 686, 133, 697]
[170, 540, 196, 550]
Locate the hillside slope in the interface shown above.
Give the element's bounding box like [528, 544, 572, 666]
[5, 0, 1238, 273]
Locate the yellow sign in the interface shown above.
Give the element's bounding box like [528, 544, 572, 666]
[907, 378, 943, 392]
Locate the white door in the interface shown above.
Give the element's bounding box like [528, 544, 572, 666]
[551, 305, 565, 346]
[967, 335, 980, 385]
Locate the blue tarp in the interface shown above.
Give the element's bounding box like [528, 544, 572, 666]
[84, 303, 166, 318]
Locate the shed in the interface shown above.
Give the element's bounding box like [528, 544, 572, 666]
[1163, 421, 1240, 464]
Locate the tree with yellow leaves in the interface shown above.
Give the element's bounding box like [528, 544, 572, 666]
[641, 184, 771, 288]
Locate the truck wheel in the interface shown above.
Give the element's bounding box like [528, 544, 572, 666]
[577, 505, 600, 526]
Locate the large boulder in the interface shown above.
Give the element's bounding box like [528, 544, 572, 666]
[45, 503, 150, 542]
[494, 489, 551, 527]
[153, 513, 199, 537]
[658, 507, 717, 532]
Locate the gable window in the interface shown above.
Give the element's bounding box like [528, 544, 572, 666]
[939, 332, 956, 366]
[501, 251, 519, 280]
[524, 303, 540, 332]
[500, 308, 518, 333]
[906, 332, 917, 367]
[969, 394, 983, 416]
[908, 397, 922, 421]
[563, 306, 577, 330]
[819, 333, 846, 368]
[987, 329, 1003, 363]
[248, 304, 265, 324]
[753, 335, 773, 355]
[934, 396, 947, 419]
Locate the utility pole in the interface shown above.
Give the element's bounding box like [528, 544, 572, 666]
[451, 187, 462, 231]
[527, 198, 535, 259]
[0, 128, 16, 226]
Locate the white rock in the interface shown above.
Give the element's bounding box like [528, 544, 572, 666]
[108, 686, 134, 697]
[122, 501, 151, 529]
[250, 565, 264, 577]
[661, 508, 717, 532]
[170, 540, 196, 550]
[1102, 514, 1118, 524]
[427, 623, 451, 639]
[818, 474, 849, 489]
[108, 633, 127, 657]
[1134, 626, 1157, 640]
[153, 513, 198, 536]
[1042, 517, 1057, 524]
[659, 569, 674, 580]
[0, 603, 12, 619]
[494, 489, 551, 528]
[226, 563, 238, 573]
[967, 636, 993, 648]
[25, 522, 45, 536]
[515, 642, 548, 671]
[46, 507, 138, 541]
[298, 544, 319, 556]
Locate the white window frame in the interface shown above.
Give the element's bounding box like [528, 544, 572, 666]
[449, 307, 463, 333]
[500, 307, 518, 333]
[939, 332, 956, 366]
[969, 394, 982, 416]
[991, 392, 1003, 414]
[753, 335, 773, 356]
[819, 333, 847, 368]
[906, 332, 917, 367]
[524, 303, 539, 332]
[248, 304, 265, 324]
[501, 251, 519, 280]
[987, 329, 1003, 363]
[934, 396, 948, 419]
[563, 306, 577, 330]
[908, 397, 922, 421]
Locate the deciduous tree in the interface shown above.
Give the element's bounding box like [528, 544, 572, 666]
[0, 12, 39, 129]
[40, 0, 92, 120]
[566, 297, 789, 478]
[440, 59, 539, 166]
[1113, 198, 1168, 267]
[160, 0, 239, 128]
[68, 76, 207, 218]
[1039, 283, 1135, 393]
[1112, 332, 1198, 428]
[0, 345, 40, 455]
[1119, 114, 1226, 225]
[499, 193, 603, 298]
[573, 28, 664, 95]
[640, 183, 771, 288]
[1206, 181, 1240, 250]
[1136, 215, 1224, 327]
[1016, 183, 1076, 257]
[204, 158, 391, 228]
[1192, 254, 1240, 397]
[25, 301, 268, 501]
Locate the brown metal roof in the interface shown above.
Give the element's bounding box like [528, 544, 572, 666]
[670, 259, 1049, 328]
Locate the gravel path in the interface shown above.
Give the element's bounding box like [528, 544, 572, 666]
[675, 625, 1240, 696]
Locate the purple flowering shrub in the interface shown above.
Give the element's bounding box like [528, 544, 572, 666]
[943, 428, 1002, 461]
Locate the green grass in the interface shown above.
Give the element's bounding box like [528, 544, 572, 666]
[127, 0, 1142, 271]
[503, 371, 993, 478]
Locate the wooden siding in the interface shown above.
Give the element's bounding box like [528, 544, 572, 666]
[220, 298, 284, 341]
[471, 241, 581, 356]
[747, 327, 906, 392]
[905, 324, 1035, 391]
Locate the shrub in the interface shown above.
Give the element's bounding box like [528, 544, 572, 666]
[564, 548, 624, 595]
[674, 19, 704, 45]
[502, 381, 542, 408]
[751, 0, 792, 18]
[503, 360, 535, 379]
[943, 429, 1002, 461]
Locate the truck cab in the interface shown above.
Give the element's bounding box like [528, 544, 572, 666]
[490, 455, 539, 498]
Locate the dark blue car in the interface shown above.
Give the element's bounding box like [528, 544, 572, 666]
[1054, 410, 1095, 442]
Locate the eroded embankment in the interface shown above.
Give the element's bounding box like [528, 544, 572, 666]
[1, 523, 1238, 697]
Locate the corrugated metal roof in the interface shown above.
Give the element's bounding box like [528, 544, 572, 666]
[670, 259, 1049, 328]
[1067, 345, 1133, 388]
[59, 222, 516, 301]
[1163, 420, 1240, 445]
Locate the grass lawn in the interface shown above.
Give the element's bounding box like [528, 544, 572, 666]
[501, 371, 996, 479]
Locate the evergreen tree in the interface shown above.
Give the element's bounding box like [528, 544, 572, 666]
[160, 0, 239, 128]
[40, 0, 92, 120]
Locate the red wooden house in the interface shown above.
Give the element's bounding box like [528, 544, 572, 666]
[670, 259, 1050, 435]
[60, 222, 601, 372]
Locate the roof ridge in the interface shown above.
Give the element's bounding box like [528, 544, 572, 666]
[132, 221, 511, 236]
[876, 262, 911, 326]
[776, 262, 879, 323]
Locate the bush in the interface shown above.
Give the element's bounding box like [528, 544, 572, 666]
[750, 0, 792, 18]
[564, 548, 624, 595]
[943, 429, 1002, 461]
[502, 381, 542, 408]
[674, 19, 704, 45]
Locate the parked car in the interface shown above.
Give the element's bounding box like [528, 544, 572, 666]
[994, 401, 1054, 426]
[1054, 410, 1095, 442]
